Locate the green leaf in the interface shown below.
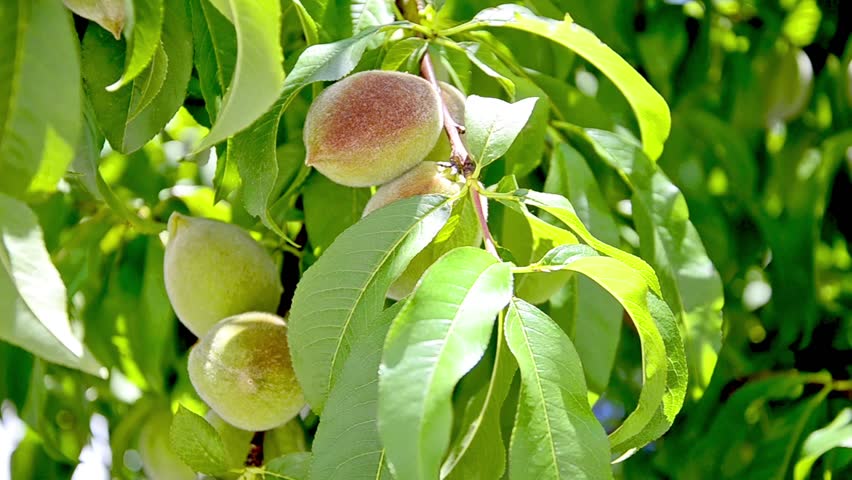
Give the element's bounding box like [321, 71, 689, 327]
[504, 298, 612, 479]
[195, 0, 284, 152]
[0, 194, 102, 376]
[465, 95, 538, 167]
[382, 37, 428, 71]
[62, 0, 126, 40]
[794, 408, 852, 480]
[169, 405, 229, 475]
[0, 0, 81, 197]
[229, 25, 393, 230]
[544, 144, 622, 393]
[289, 194, 452, 412]
[610, 293, 687, 460]
[582, 129, 723, 397]
[379, 247, 513, 480]
[302, 173, 371, 254]
[107, 0, 164, 91]
[309, 302, 405, 480]
[189, 0, 237, 122]
[352, 0, 394, 34]
[517, 190, 662, 296]
[451, 4, 670, 161]
[263, 452, 312, 480]
[127, 42, 168, 120]
[528, 247, 668, 457]
[442, 312, 517, 480]
[82, 0, 192, 154]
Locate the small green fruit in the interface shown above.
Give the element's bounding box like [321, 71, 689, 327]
[765, 47, 813, 125]
[424, 82, 466, 163]
[164, 213, 283, 337]
[303, 70, 444, 187]
[138, 409, 195, 480]
[189, 312, 304, 432]
[362, 162, 483, 300]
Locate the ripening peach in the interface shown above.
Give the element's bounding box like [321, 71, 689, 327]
[303, 70, 444, 187]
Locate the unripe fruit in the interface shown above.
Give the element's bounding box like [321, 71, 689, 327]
[303, 70, 444, 187]
[765, 47, 813, 126]
[424, 82, 466, 163]
[164, 213, 283, 337]
[362, 162, 483, 300]
[138, 409, 195, 480]
[188, 312, 304, 432]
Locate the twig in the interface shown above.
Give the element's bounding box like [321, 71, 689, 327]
[418, 53, 473, 176]
[245, 430, 265, 467]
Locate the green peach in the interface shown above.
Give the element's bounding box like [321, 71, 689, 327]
[164, 213, 283, 337]
[189, 312, 304, 432]
[303, 70, 444, 187]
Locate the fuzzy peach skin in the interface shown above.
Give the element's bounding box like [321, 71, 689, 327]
[303, 70, 444, 187]
[363, 162, 484, 299]
[189, 312, 305, 432]
[164, 213, 282, 337]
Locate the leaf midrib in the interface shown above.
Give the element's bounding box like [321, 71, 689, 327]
[323, 196, 453, 407]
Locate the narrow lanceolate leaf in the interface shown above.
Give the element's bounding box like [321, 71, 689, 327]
[168, 406, 228, 475]
[382, 37, 428, 71]
[351, 0, 394, 34]
[310, 302, 405, 480]
[379, 247, 513, 480]
[794, 408, 852, 480]
[62, 0, 126, 39]
[229, 25, 395, 229]
[530, 246, 669, 457]
[107, 0, 164, 90]
[451, 4, 670, 161]
[517, 190, 662, 296]
[0, 0, 81, 198]
[441, 312, 517, 480]
[0, 194, 103, 376]
[583, 129, 723, 397]
[194, 0, 284, 152]
[289, 195, 452, 413]
[189, 0, 236, 122]
[465, 95, 538, 167]
[82, 0, 192, 154]
[610, 294, 687, 460]
[504, 298, 612, 480]
[545, 144, 622, 393]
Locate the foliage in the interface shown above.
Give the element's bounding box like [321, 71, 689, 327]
[1, 0, 851, 479]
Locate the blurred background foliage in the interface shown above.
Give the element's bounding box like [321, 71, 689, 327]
[1, 0, 851, 478]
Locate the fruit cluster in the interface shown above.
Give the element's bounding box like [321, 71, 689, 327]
[160, 71, 482, 462]
[164, 213, 303, 433]
[304, 70, 482, 298]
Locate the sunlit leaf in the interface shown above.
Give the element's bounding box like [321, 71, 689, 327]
[289, 195, 452, 412]
[379, 247, 513, 480]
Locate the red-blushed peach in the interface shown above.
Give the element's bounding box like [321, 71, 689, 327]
[303, 70, 443, 187]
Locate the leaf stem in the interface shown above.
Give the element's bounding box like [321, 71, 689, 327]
[471, 184, 500, 258]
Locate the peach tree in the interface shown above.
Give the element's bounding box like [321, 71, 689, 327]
[0, 0, 739, 479]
